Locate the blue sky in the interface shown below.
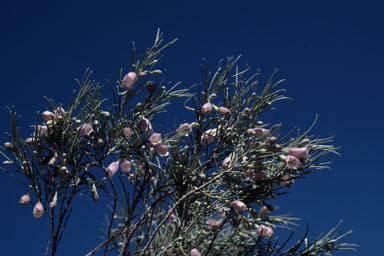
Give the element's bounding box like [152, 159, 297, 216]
[0, 0, 382, 255]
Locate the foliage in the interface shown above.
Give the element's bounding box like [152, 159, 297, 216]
[0, 29, 356, 256]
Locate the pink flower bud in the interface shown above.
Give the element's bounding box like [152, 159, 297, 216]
[106, 161, 119, 177]
[24, 137, 37, 145]
[176, 123, 193, 136]
[141, 118, 153, 134]
[54, 107, 66, 117]
[222, 157, 231, 169]
[149, 132, 162, 146]
[122, 127, 133, 137]
[154, 144, 169, 157]
[19, 194, 30, 206]
[285, 155, 301, 169]
[78, 123, 93, 136]
[259, 206, 271, 218]
[201, 103, 212, 115]
[120, 160, 131, 174]
[4, 142, 16, 152]
[205, 218, 222, 231]
[190, 248, 201, 256]
[169, 213, 177, 221]
[247, 128, 269, 138]
[121, 72, 137, 89]
[287, 147, 309, 159]
[42, 111, 58, 121]
[49, 198, 57, 209]
[258, 225, 274, 238]
[218, 106, 231, 117]
[246, 169, 267, 182]
[33, 201, 44, 219]
[231, 200, 247, 212]
[280, 174, 295, 187]
[36, 125, 48, 137]
[48, 157, 56, 167]
[201, 128, 216, 145]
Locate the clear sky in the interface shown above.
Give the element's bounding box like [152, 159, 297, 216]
[0, 0, 382, 255]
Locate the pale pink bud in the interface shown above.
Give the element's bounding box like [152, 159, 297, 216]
[285, 155, 302, 169]
[190, 248, 201, 256]
[247, 169, 267, 182]
[259, 206, 271, 218]
[4, 142, 16, 152]
[176, 123, 193, 136]
[48, 157, 56, 167]
[141, 118, 153, 134]
[49, 199, 57, 209]
[149, 132, 162, 145]
[54, 107, 66, 117]
[201, 128, 216, 145]
[19, 194, 30, 206]
[258, 225, 274, 238]
[33, 201, 44, 219]
[205, 218, 222, 231]
[121, 72, 137, 89]
[36, 125, 49, 137]
[106, 161, 119, 177]
[247, 128, 269, 138]
[222, 157, 231, 169]
[280, 174, 294, 187]
[231, 200, 247, 212]
[122, 127, 133, 137]
[169, 213, 177, 221]
[218, 106, 231, 117]
[154, 144, 169, 157]
[42, 111, 58, 121]
[201, 103, 212, 115]
[78, 123, 93, 136]
[120, 160, 131, 174]
[287, 147, 309, 159]
[25, 137, 37, 145]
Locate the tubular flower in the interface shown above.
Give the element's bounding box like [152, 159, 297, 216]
[285, 155, 302, 169]
[106, 161, 119, 177]
[120, 160, 131, 174]
[154, 144, 169, 157]
[287, 147, 309, 159]
[258, 225, 274, 238]
[176, 123, 192, 136]
[231, 200, 247, 212]
[19, 194, 30, 206]
[201, 128, 216, 145]
[121, 72, 137, 89]
[141, 118, 153, 134]
[42, 111, 58, 121]
[149, 132, 162, 146]
[246, 169, 267, 182]
[122, 127, 133, 137]
[205, 218, 222, 231]
[33, 201, 44, 219]
[190, 248, 201, 256]
[78, 123, 93, 136]
[201, 103, 212, 115]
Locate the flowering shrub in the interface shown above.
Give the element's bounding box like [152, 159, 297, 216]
[0, 30, 356, 256]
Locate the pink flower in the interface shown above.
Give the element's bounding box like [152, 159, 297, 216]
[201, 128, 216, 145]
[205, 218, 222, 231]
[169, 213, 177, 221]
[287, 147, 309, 159]
[42, 111, 58, 121]
[222, 157, 231, 169]
[34, 125, 48, 137]
[54, 107, 66, 117]
[259, 206, 271, 218]
[120, 160, 131, 174]
[176, 123, 192, 136]
[19, 194, 30, 206]
[33, 201, 44, 219]
[218, 106, 231, 117]
[280, 174, 295, 187]
[149, 132, 162, 145]
[246, 169, 267, 182]
[258, 225, 274, 238]
[121, 72, 137, 89]
[122, 127, 133, 137]
[201, 103, 212, 115]
[154, 144, 169, 157]
[48, 157, 56, 167]
[141, 118, 153, 134]
[106, 161, 119, 177]
[231, 200, 247, 212]
[78, 123, 93, 136]
[247, 128, 269, 138]
[190, 248, 201, 256]
[285, 155, 302, 169]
